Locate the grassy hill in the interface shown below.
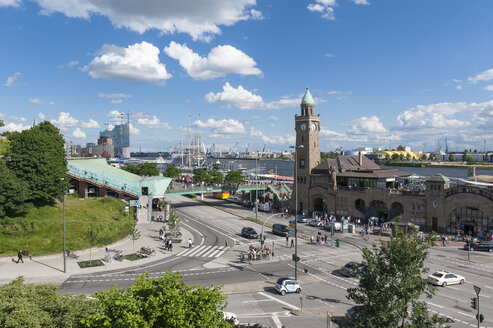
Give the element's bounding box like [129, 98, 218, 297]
[0, 196, 133, 256]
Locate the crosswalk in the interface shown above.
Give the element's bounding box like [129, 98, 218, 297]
[176, 245, 228, 259]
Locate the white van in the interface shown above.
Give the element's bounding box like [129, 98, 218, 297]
[324, 221, 342, 231]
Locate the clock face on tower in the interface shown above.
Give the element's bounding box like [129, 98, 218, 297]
[311, 123, 317, 131]
[300, 124, 307, 131]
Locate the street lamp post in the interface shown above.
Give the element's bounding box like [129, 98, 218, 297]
[61, 177, 66, 273]
[290, 144, 303, 280]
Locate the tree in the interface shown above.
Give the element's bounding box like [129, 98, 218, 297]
[463, 149, 468, 162]
[82, 271, 231, 328]
[421, 153, 428, 161]
[167, 207, 180, 236]
[137, 163, 159, 176]
[466, 156, 475, 164]
[0, 138, 10, 156]
[0, 120, 4, 127]
[193, 168, 210, 183]
[0, 159, 29, 217]
[406, 153, 412, 161]
[163, 165, 180, 179]
[344, 227, 446, 328]
[224, 170, 244, 184]
[391, 153, 400, 161]
[6, 121, 67, 205]
[399, 153, 404, 161]
[0, 276, 96, 328]
[129, 227, 141, 253]
[397, 145, 405, 151]
[448, 154, 455, 162]
[82, 226, 100, 261]
[209, 169, 224, 184]
[385, 154, 391, 161]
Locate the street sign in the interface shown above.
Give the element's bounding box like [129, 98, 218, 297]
[124, 206, 129, 212]
[474, 285, 481, 296]
[130, 200, 139, 206]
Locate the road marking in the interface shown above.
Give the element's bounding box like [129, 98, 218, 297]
[242, 299, 273, 303]
[272, 315, 283, 328]
[257, 292, 300, 310]
[427, 302, 444, 309]
[178, 221, 205, 247]
[188, 245, 212, 257]
[178, 210, 239, 245]
[457, 311, 476, 318]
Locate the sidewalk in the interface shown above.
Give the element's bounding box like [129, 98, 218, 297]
[0, 221, 194, 286]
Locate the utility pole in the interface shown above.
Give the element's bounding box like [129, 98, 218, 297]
[61, 178, 66, 273]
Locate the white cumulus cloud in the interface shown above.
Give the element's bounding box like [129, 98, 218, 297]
[72, 127, 86, 139]
[107, 110, 124, 122]
[352, 0, 369, 4]
[194, 118, 245, 134]
[205, 82, 299, 110]
[129, 124, 140, 135]
[0, 0, 21, 7]
[0, 122, 30, 132]
[307, 0, 336, 20]
[137, 116, 171, 129]
[38, 113, 46, 120]
[484, 85, 493, 92]
[83, 42, 172, 84]
[98, 93, 132, 99]
[468, 68, 493, 84]
[396, 102, 473, 130]
[81, 119, 101, 128]
[31, 0, 259, 41]
[4, 72, 21, 86]
[349, 116, 387, 134]
[51, 112, 79, 127]
[164, 42, 262, 80]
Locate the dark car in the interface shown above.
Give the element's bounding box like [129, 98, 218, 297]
[466, 242, 493, 252]
[340, 261, 361, 277]
[272, 223, 292, 237]
[241, 227, 258, 239]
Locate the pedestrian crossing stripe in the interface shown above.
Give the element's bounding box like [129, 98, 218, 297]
[176, 245, 227, 258]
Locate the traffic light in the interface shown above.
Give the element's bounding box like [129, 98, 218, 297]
[471, 297, 478, 310]
[335, 239, 340, 248]
[476, 313, 484, 323]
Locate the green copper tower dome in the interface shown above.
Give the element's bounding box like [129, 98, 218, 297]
[301, 87, 315, 105]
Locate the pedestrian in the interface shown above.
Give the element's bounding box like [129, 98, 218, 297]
[316, 235, 320, 245]
[168, 239, 173, 251]
[16, 250, 24, 263]
[290, 239, 294, 248]
[286, 235, 289, 247]
[324, 234, 328, 245]
[188, 238, 193, 248]
[441, 235, 446, 247]
[310, 235, 314, 244]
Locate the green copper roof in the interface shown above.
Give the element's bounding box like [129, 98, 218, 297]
[427, 174, 450, 183]
[301, 87, 315, 105]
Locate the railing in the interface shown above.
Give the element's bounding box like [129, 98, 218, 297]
[165, 183, 268, 195]
[67, 163, 140, 196]
[445, 187, 493, 201]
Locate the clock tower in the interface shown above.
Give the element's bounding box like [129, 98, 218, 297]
[294, 88, 321, 212]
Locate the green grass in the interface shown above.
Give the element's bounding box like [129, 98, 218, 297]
[0, 196, 133, 256]
[124, 253, 146, 261]
[77, 259, 104, 268]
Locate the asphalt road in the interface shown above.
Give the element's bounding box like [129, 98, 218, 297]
[60, 196, 493, 328]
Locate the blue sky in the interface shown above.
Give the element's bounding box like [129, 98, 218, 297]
[1, 0, 493, 153]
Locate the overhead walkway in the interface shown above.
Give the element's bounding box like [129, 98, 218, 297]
[67, 159, 172, 199]
[165, 184, 268, 196]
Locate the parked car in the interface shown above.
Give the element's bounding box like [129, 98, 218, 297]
[465, 242, 493, 252]
[308, 219, 323, 227]
[427, 270, 465, 286]
[324, 221, 342, 231]
[241, 227, 258, 239]
[340, 261, 361, 277]
[296, 216, 308, 223]
[274, 278, 302, 295]
[272, 223, 292, 237]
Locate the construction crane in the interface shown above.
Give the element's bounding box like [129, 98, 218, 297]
[117, 110, 150, 125]
[230, 142, 239, 153]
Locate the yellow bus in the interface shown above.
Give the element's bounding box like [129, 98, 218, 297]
[213, 191, 230, 200]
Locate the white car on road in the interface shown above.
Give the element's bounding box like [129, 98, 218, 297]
[427, 270, 465, 287]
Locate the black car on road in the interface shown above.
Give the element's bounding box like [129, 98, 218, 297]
[272, 223, 293, 237]
[464, 242, 493, 252]
[241, 227, 258, 239]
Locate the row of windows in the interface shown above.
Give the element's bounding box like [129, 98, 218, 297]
[429, 184, 442, 191]
[410, 203, 425, 212]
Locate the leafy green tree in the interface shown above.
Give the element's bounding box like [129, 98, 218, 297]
[0, 120, 4, 127]
[193, 168, 210, 183]
[7, 121, 66, 205]
[463, 149, 468, 162]
[391, 153, 400, 161]
[209, 169, 224, 184]
[448, 154, 455, 162]
[82, 226, 100, 261]
[344, 227, 445, 328]
[406, 153, 412, 161]
[384, 154, 391, 161]
[397, 145, 405, 151]
[0, 139, 10, 156]
[0, 159, 29, 217]
[321, 152, 338, 160]
[83, 271, 231, 328]
[137, 163, 159, 176]
[224, 170, 244, 184]
[122, 164, 139, 174]
[0, 276, 96, 328]
[421, 153, 428, 161]
[466, 156, 475, 164]
[399, 153, 404, 161]
[167, 207, 180, 236]
[129, 227, 141, 253]
[163, 165, 180, 178]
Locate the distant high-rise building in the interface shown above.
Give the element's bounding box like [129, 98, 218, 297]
[100, 123, 130, 158]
